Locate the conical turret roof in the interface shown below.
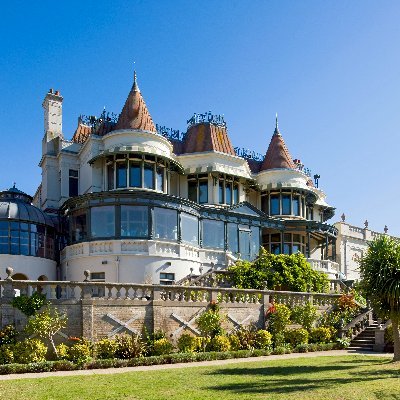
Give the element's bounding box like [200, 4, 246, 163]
[114, 72, 157, 132]
[260, 116, 295, 171]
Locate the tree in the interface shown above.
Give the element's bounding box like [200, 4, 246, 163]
[25, 306, 67, 358]
[360, 235, 400, 361]
[227, 248, 329, 293]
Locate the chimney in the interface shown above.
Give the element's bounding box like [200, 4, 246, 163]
[42, 88, 63, 141]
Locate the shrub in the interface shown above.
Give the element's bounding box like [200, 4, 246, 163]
[152, 338, 174, 356]
[177, 334, 197, 353]
[95, 338, 118, 359]
[67, 339, 93, 364]
[228, 334, 241, 351]
[285, 328, 309, 346]
[142, 328, 167, 356]
[336, 337, 351, 349]
[309, 327, 332, 344]
[0, 325, 17, 346]
[291, 303, 317, 331]
[235, 325, 257, 350]
[0, 345, 14, 364]
[267, 303, 291, 335]
[209, 335, 231, 352]
[255, 330, 273, 350]
[194, 336, 210, 352]
[13, 339, 47, 364]
[273, 332, 286, 347]
[295, 343, 309, 353]
[337, 293, 358, 312]
[115, 334, 145, 359]
[12, 291, 47, 317]
[197, 303, 224, 338]
[55, 343, 69, 360]
[385, 325, 393, 344]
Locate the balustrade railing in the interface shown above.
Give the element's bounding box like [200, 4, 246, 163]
[339, 308, 374, 339]
[0, 279, 342, 306]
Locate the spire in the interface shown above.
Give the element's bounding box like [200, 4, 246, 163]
[260, 117, 295, 171]
[114, 70, 156, 132]
[132, 70, 139, 92]
[274, 113, 280, 135]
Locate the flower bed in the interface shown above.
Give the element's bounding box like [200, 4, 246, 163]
[0, 343, 340, 375]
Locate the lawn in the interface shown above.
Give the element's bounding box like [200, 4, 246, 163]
[0, 355, 399, 400]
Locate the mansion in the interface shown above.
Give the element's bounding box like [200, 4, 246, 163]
[0, 71, 360, 285]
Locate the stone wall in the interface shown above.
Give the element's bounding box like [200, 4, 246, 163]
[0, 278, 340, 342]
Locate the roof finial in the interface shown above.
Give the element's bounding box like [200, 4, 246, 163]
[132, 62, 140, 92]
[12, 182, 16, 189]
[274, 113, 280, 135]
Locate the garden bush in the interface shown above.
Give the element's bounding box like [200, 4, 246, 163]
[152, 338, 174, 356]
[196, 302, 225, 338]
[115, 334, 145, 359]
[67, 339, 93, 364]
[309, 327, 332, 343]
[177, 334, 197, 353]
[0, 325, 17, 346]
[55, 343, 69, 360]
[209, 335, 231, 352]
[95, 338, 118, 359]
[285, 328, 309, 346]
[0, 345, 14, 364]
[255, 330, 273, 349]
[13, 338, 47, 364]
[228, 333, 241, 351]
[11, 291, 47, 317]
[235, 325, 257, 350]
[291, 303, 317, 331]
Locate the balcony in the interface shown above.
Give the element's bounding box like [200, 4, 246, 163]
[307, 258, 340, 279]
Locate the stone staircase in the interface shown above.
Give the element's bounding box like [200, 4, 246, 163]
[348, 320, 379, 351]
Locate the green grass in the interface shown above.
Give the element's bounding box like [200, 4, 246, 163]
[0, 355, 399, 400]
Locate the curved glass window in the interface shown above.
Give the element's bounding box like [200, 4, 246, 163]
[143, 163, 154, 189]
[121, 206, 148, 238]
[202, 219, 224, 249]
[0, 221, 55, 260]
[156, 166, 164, 192]
[270, 195, 280, 215]
[71, 209, 87, 242]
[293, 196, 300, 216]
[181, 213, 198, 246]
[116, 162, 127, 188]
[106, 154, 168, 193]
[0, 221, 8, 253]
[107, 164, 114, 190]
[129, 162, 141, 188]
[282, 195, 291, 215]
[154, 207, 177, 241]
[91, 206, 115, 238]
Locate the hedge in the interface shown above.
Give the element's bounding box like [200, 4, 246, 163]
[0, 344, 340, 375]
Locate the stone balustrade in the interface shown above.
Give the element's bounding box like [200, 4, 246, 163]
[307, 258, 339, 278]
[0, 279, 342, 306]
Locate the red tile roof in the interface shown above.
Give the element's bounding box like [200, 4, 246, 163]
[181, 123, 236, 155]
[260, 126, 295, 171]
[72, 123, 91, 144]
[114, 72, 156, 132]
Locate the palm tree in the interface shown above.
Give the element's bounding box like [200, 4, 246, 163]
[360, 235, 400, 361]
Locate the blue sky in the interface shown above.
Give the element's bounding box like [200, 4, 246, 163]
[1, 1, 399, 235]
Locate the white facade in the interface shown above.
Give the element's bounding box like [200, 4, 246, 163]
[10, 77, 340, 284]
